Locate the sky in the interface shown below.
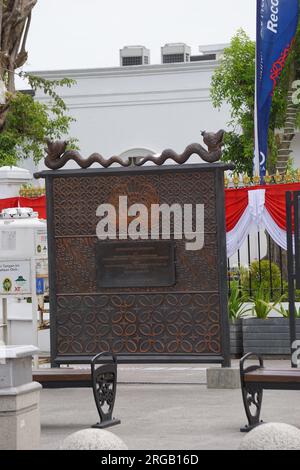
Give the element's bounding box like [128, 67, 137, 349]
[23, 0, 256, 72]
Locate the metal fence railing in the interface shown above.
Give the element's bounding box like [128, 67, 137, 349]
[227, 230, 289, 302]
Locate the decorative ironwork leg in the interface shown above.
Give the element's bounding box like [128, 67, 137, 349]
[240, 383, 263, 432]
[90, 352, 121, 429]
[240, 352, 264, 433]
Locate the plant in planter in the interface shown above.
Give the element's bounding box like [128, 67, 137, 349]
[243, 287, 298, 355]
[228, 281, 251, 320]
[228, 281, 251, 356]
[278, 305, 300, 319]
[250, 286, 282, 319]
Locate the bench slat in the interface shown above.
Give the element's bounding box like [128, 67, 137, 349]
[33, 368, 91, 383]
[244, 368, 300, 383]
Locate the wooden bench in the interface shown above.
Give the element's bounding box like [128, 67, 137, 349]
[240, 352, 300, 432]
[33, 368, 92, 388]
[32, 353, 120, 428]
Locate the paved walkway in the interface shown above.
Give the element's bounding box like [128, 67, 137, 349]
[39, 360, 300, 450]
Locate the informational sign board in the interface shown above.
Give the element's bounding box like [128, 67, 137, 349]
[0, 260, 31, 295]
[35, 259, 48, 278]
[36, 277, 45, 295]
[1, 230, 16, 251]
[36, 230, 48, 257]
[96, 241, 175, 288]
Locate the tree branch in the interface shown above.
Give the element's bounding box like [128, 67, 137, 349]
[19, 9, 31, 53]
[0, 101, 11, 131]
[0, 1, 3, 47]
[0, 0, 37, 123]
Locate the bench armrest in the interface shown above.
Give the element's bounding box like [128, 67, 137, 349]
[91, 351, 117, 368]
[240, 352, 264, 378]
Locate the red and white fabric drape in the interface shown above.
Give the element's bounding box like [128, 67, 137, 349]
[225, 183, 300, 257]
[0, 195, 46, 219]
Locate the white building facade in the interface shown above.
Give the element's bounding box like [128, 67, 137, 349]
[31, 46, 231, 170]
[23, 42, 300, 172]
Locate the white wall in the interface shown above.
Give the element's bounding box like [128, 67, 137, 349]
[31, 60, 230, 170]
[23, 59, 300, 173]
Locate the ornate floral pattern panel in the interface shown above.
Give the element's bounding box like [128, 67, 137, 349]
[52, 172, 217, 237]
[56, 293, 221, 356]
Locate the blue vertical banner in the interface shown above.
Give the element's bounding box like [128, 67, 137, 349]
[255, 0, 299, 177]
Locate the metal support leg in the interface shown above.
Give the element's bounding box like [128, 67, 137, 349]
[240, 352, 264, 432]
[90, 352, 121, 429]
[240, 383, 264, 432]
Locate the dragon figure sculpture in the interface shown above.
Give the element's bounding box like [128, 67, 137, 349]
[44, 130, 225, 170]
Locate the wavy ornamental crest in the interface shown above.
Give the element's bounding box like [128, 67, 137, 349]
[44, 130, 225, 170]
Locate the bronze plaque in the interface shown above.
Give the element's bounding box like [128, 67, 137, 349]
[96, 241, 175, 288]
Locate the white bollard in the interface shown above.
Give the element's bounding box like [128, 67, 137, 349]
[0, 345, 41, 450]
[60, 428, 128, 451]
[239, 422, 300, 450]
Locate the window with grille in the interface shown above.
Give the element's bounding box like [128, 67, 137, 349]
[190, 54, 216, 62]
[162, 53, 185, 63]
[122, 56, 143, 66]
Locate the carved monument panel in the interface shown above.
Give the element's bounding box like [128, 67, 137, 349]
[36, 138, 231, 365]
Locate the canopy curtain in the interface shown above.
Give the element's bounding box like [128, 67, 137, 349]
[225, 183, 300, 257]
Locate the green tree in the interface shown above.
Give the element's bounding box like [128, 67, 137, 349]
[0, 1, 77, 167]
[211, 29, 298, 175]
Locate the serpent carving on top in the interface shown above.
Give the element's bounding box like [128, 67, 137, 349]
[44, 130, 225, 170]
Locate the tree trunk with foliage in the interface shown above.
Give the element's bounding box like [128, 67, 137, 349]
[0, 0, 37, 129]
[0, 1, 77, 167]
